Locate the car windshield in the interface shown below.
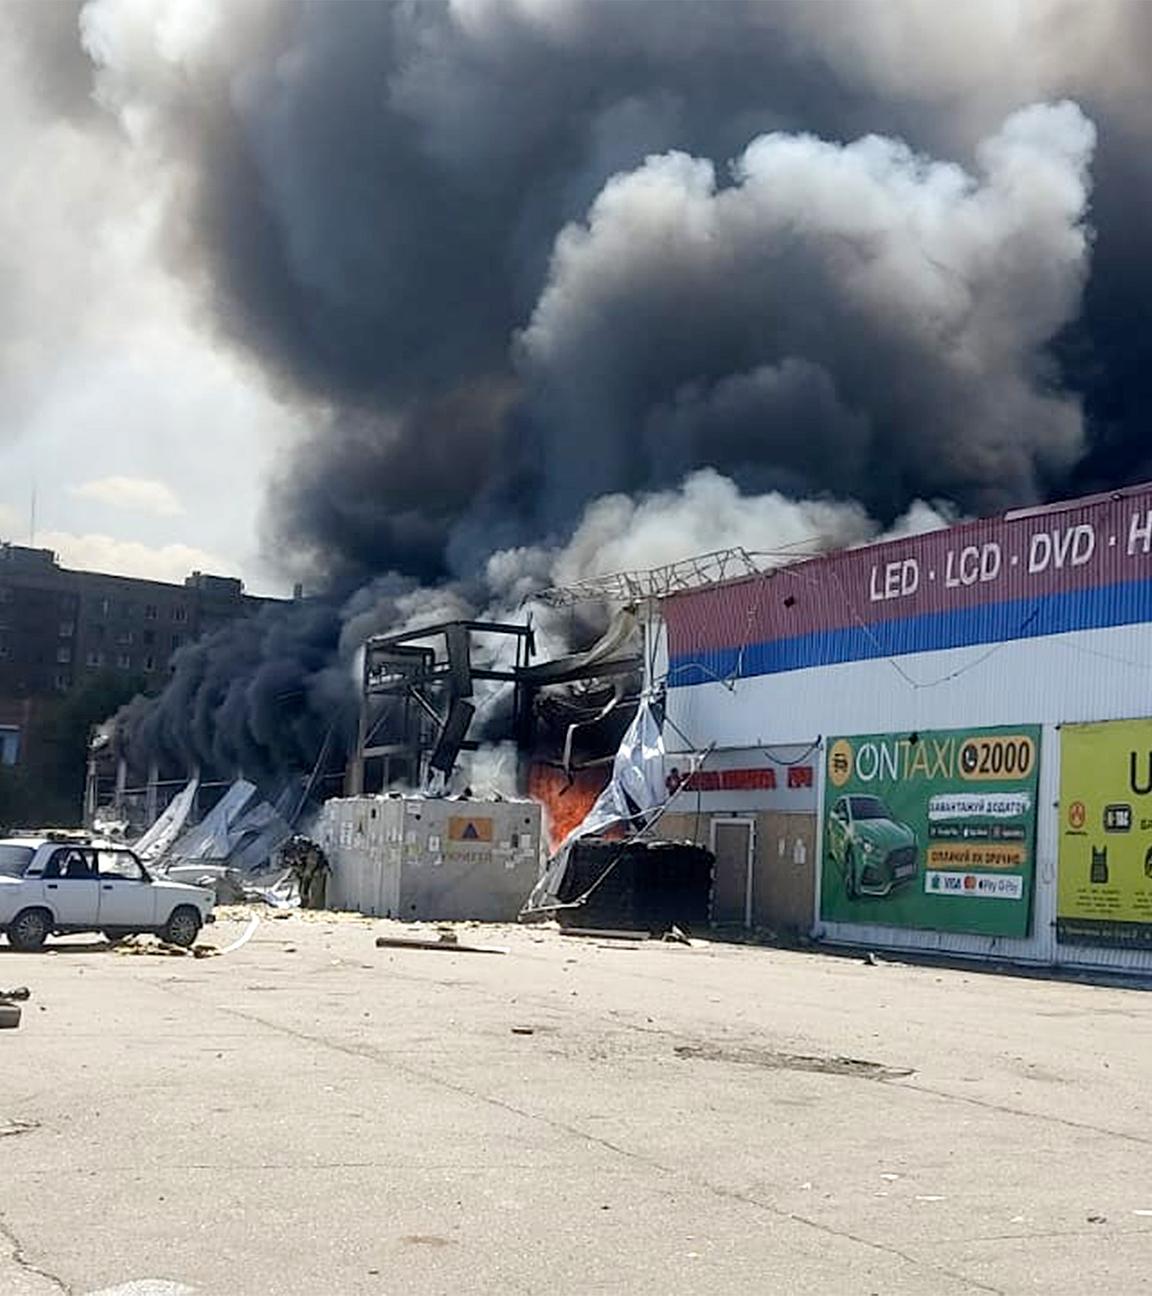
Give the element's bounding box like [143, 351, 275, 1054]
[848, 796, 889, 820]
[0, 844, 34, 877]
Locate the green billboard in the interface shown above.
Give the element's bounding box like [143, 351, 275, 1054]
[820, 726, 1040, 937]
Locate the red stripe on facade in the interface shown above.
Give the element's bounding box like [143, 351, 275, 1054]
[664, 484, 1152, 658]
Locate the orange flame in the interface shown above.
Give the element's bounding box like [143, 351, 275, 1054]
[528, 764, 608, 852]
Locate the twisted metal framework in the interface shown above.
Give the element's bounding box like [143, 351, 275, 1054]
[529, 542, 821, 608]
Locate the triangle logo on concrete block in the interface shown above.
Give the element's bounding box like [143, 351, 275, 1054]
[449, 816, 494, 844]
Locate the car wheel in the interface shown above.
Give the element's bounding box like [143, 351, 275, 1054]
[8, 908, 51, 952]
[161, 906, 201, 949]
[844, 847, 859, 900]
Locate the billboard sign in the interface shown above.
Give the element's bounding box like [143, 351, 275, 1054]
[665, 484, 1152, 687]
[1058, 719, 1152, 948]
[820, 727, 1040, 936]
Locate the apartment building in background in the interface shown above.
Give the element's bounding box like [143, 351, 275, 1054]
[0, 543, 284, 769]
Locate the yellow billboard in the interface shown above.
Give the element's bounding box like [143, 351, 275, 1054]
[1058, 719, 1152, 948]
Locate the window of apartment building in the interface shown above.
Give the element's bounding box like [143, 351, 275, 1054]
[144, 604, 158, 620]
[0, 727, 20, 766]
[86, 650, 103, 668]
[116, 631, 134, 646]
[173, 606, 188, 622]
[54, 673, 71, 691]
[143, 655, 156, 672]
[56, 646, 72, 665]
[98, 597, 111, 617]
[121, 601, 136, 618]
[171, 634, 183, 650]
[59, 621, 75, 638]
[142, 629, 155, 646]
[118, 654, 132, 670]
[0, 646, 10, 661]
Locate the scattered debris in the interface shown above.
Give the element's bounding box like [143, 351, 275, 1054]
[1088, 1214, 1108, 1224]
[863, 952, 884, 966]
[0, 1118, 39, 1137]
[674, 1042, 914, 1080]
[663, 925, 693, 945]
[0, 1002, 22, 1030]
[511, 1026, 535, 1036]
[114, 937, 217, 959]
[111, 914, 261, 960]
[0, 987, 31, 1001]
[374, 934, 509, 955]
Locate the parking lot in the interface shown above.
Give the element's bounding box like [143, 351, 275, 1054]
[2, 912, 1151, 1295]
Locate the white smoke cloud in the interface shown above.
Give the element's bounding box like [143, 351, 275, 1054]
[487, 467, 954, 602]
[548, 470, 871, 586]
[782, 0, 1144, 133]
[521, 102, 1095, 523]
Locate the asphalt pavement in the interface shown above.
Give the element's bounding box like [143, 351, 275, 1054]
[1, 911, 1150, 1295]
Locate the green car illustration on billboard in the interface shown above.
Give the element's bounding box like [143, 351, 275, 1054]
[827, 794, 919, 899]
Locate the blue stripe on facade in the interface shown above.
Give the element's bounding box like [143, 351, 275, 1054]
[667, 575, 1152, 687]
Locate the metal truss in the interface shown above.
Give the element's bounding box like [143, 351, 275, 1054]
[528, 543, 817, 608]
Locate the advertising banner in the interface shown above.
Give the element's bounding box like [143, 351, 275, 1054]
[1058, 719, 1152, 948]
[820, 727, 1040, 936]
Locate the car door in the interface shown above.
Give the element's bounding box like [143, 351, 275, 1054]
[41, 847, 101, 927]
[96, 849, 157, 929]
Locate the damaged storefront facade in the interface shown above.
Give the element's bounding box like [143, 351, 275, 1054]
[652, 746, 819, 934]
[655, 482, 1152, 974]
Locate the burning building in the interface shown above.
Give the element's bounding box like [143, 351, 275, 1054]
[18, 2, 1152, 877]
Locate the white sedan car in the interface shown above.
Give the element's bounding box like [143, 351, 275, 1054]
[0, 836, 214, 950]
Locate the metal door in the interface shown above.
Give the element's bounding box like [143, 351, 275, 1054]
[711, 818, 754, 926]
